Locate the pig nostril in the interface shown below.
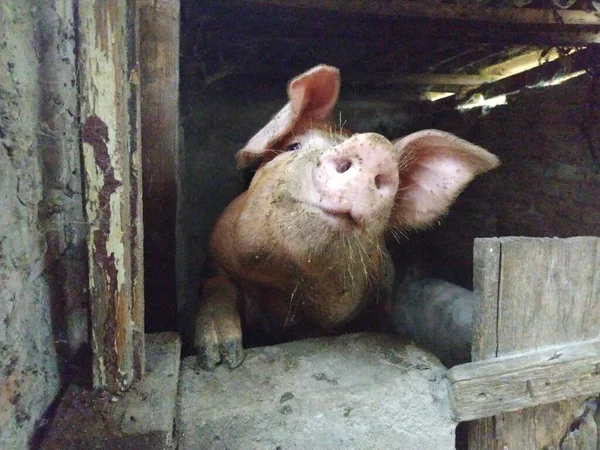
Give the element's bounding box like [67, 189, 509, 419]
[336, 159, 352, 174]
[375, 174, 384, 190]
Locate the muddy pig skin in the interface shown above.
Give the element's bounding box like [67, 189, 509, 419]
[195, 64, 499, 370]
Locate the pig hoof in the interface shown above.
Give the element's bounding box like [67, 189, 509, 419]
[223, 339, 244, 369]
[195, 333, 244, 371]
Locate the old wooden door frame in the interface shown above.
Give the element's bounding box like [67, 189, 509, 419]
[77, 0, 180, 394]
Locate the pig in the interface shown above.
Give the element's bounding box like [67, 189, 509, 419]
[195, 64, 499, 370]
[391, 273, 477, 367]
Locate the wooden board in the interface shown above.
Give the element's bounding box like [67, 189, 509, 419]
[458, 48, 594, 101]
[77, 0, 144, 392]
[235, 0, 600, 26]
[128, 0, 145, 379]
[469, 237, 600, 449]
[139, 0, 180, 332]
[448, 339, 600, 421]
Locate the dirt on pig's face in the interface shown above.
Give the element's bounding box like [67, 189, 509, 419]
[212, 128, 398, 329]
[243, 130, 397, 260]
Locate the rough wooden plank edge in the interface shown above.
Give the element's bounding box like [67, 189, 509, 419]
[448, 339, 600, 421]
[391, 74, 489, 86]
[128, 0, 145, 379]
[77, 0, 136, 393]
[457, 47, 596, 101]
[471, 238, 501, 361]
[138, 0, 180, 332]
[232, 0, 600, 25]
[198, 13, 600, 48]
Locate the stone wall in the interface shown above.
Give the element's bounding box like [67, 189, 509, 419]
[0, 1, 88, 447]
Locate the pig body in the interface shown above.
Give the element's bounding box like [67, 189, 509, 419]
[195, 65, 499, 370]
[392, 276, 477, 367]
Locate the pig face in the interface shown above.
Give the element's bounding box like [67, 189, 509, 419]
[195, 64, 499, 370]
[242, 128, 401, 250]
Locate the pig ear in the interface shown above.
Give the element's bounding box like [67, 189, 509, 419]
[390, 130, 500, 229]
[235, 65, 341, 169]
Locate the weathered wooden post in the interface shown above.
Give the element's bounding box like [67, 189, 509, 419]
[138, 0, 180, 332]
[77, 0, 144, 393]
[129, 0, 146, 380]
[448, 237, 600, 448]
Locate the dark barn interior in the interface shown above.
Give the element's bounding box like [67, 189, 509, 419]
[175, 1, 600, 336]
[1, 0, 600, 448]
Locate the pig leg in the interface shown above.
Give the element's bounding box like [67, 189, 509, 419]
[195, 276, 244, 370]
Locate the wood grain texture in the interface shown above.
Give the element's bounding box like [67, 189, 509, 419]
[498, 237, 600, 352]
[462, 48, 595, 102]
[229, 0, 600, 25]
[449, 339, 600, 421]
[139, 0, 180, 332]
[77, 0, 142, 393]
[471, 237, 501, 361]
[469, 237, 600, 449]
[128, 0, 145, 379]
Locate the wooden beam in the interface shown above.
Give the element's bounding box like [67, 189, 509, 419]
[484, 31, 600, 45]
[234, 0, 600, 25]
[448, 339, 600, 421]
[390, 74, 489, 86]
[139, 0, 180, 332]
[128, 0, 145, 380]
[203, 22, 600, 47]
[458, 47, 595, 100]
[198, 3, 599, 52]
[77, 0, 143, 392]
[395, 49, 587, 99]
[479, 48, 563, 79]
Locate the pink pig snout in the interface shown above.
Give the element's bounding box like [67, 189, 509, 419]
[312, 133, 399, 226]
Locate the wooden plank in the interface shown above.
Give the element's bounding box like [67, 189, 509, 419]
[138, 0, 180, 332]
[378, 49, 589, 95]
[389, 74, 489, 86]
[469, 237, 600, 449]
[458, 47, 595, 101]
[479, 48, 563, 79]
[234, 0, 600, 25]
[128, 0, 145, 379]
[448, 339, 600, 421]
[77, 0, 141, 392]
[420, 48, 565, 94]
[498, 237, 600, 350]
[471, 238, 501, 361]
[468, 239, 502, 449]
[197, 6, 600, 47]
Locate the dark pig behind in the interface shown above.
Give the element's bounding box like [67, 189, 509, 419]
[392, 275, 477, 367]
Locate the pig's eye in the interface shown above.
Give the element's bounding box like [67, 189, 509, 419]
[286, 142, 301, 152]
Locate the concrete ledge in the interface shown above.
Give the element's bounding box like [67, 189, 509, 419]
[41, 332, 181, 450]
[177, 332, 455, 450]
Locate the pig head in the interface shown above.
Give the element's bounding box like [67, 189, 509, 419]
[195, 64, 499, 370]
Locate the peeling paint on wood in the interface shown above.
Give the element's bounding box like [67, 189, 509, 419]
[77, 0, 143, 393]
